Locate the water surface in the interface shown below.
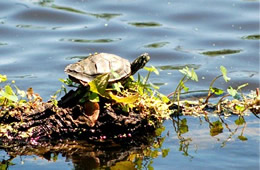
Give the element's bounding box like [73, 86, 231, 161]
[0, 0, 259, 169]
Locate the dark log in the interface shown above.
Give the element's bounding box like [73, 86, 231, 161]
[0, 87, 157, 145]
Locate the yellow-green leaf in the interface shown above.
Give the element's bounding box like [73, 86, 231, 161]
[237, 83, 248, 90]
[109, 92, 139, 104]
[0, 90, 18, 102]
[144, 66, 159, 75]
[210, 120, 223, 136]
[180, 118, 189, 134]
[191, 68, 198, 81]
[89, 74, 109, 96]
[5, 85, 14, 95]
[235, 117, 245, 126]
[110, 161, 135, 170]
[220, 66, 230, 82]
[0, 74, 7, 83]
[0, 85, 18, 102]
[227, 86, 240, 99]
[112, 82, 123, 92]
[89, 92, 100, 102]
[238, 135, 248, 141]
[14, 85, 26, 98]
[210, 87, 224, 95]
[158, 93, 170, 103]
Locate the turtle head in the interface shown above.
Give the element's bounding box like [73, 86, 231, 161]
[131, 53, 150, 75]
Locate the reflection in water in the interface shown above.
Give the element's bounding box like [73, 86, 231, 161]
[171, 114, 258, 159]
[0, 125, 169, 170]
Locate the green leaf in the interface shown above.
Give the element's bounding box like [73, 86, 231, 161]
[162, 148, 170, 158]
[235, 117, 245, 126]
[89, 92, 100, 102]
[109, 92, 139, 104]
[210, 120, 223, 136]
[210, 87, 224, 95]
[227, 86, 240, 99]
[112, 82, 123, 92]
[238, 135, 248, 141]
[237, 83, 248, 90]
[180, 118, 189, 134]
[235, 104, 245, 112]
[59, 78, 74, 86]
[180, 81, 189, 92]
[19, 99, 27, 104]
[144, 66, 159, 75]
[191, 68, 198, 81]
[179, 67, 198, 81]
[155, 126, 166, 136]
[0, 85, 18, 102]
[89, 74, 109, 96]
[220, 66, 231, 82]
[0, 96, 5, 105]
[158, 93, 170, 103]
[0, 90, 18, 102]
[5, 85, 14, 95]
[149, 82, 160, 90]
[0, 74, 7, 83]
[110, 161, 136, 170]
[179, 66, 189, 76]
[14, 85, 26, 98]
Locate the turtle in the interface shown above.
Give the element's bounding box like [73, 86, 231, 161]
[64, 52, 150, 86]
[64, 52, 150, 127]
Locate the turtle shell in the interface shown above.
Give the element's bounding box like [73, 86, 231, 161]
[64, 53, 131, 84]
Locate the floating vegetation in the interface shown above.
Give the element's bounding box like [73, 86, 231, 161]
[201, 49, 242, 56]
[65, 55, 88, 60]
[60, 38, 121, 43]
[48, 4, 121, 20]
[144, 42, 169, 48]
[16, 24, 46, 29]
[128, 22, 162, 27]
[90, 13, 122, 20]
[158, 64, 201, 71]
[50, 4, 87, 14]
[0, 42, 7, 46]
[242, 34, 260, 40]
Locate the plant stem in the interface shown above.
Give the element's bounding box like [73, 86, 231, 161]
[205, 74, 223, 104]
[172, 76, 187, 102]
